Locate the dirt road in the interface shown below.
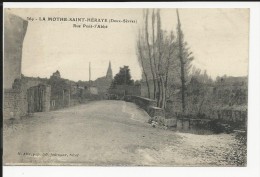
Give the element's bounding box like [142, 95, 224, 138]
[3, 100, 244, 166]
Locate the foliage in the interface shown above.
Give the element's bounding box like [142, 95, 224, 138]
[175, 9, 194, 113]
[189, 66, 213, 84]
[136, 9, 195, 110]
[47, 76, 70, 97]
[137, 9, 181, 108]
[208, 120, 232, 134]
[185, 68, 214, 115]
[111, 66, 134, 88]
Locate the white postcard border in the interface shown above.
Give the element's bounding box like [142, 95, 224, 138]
[3, 2, 260, 177]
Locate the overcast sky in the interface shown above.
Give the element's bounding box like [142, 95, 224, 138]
[8, 8, 249, 81]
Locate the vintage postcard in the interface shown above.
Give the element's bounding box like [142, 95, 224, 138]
[3, 7, 249, 166]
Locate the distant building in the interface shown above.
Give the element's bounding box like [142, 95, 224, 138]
[106, 61, 113, 80]
[48, 71, 72, 110]
[89, 87, 98, 95]
[51, 70, 61, 78]
[89, 61, 113, 98]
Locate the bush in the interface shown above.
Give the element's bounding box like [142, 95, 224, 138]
[208, 119, 233, 134]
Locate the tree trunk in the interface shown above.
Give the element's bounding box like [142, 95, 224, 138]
[138, 40, 151, 98]
[156, 10, 164, 108]
[157, 78, 161, 107]
[160, 76, 165, 108]
[198, 94, 206, 115]
[145, 10, 157, 100]
[180, 60, 186, 113]
[164, 42, 174, 109]
[152, 9, 161, 106]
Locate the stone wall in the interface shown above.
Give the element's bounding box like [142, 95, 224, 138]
[147, 106, 165, 117]
[209, 107, 247, 129]
[12, 77, 48, 115]
[124, 95, 177, 126]
[3, 89, 27, 120]
[43, 85, 51, 112]
[47, 77, 71, 110]
[27, 84, 51, 113]
[125, 96, 157, 112]
[4, 76, 51, 119]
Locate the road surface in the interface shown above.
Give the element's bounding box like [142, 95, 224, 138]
[3, 100, 244, 166]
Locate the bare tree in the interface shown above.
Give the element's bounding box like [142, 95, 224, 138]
[145, 9, 157, 100]
[137, 9, 189, 110]
[136, 31, 151, 98]
[163, 31, 176, 109]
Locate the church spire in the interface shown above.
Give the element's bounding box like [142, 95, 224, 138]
[106, 61, 113, 79]
[109, 61, 111, 69]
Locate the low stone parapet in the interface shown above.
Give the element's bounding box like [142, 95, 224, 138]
[124, 95, 178, 127]
[4, 88, 26, 120]
[164, 118, 177, 127]
[148, 106, 165, 117]
[125, 95, 157, 112]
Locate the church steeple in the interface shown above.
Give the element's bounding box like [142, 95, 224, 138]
[106, 61, 113, 79]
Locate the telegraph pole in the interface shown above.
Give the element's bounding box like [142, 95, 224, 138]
[89, 62, 91, 84]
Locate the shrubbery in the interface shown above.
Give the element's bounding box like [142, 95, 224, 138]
[208, 119, 232, 134]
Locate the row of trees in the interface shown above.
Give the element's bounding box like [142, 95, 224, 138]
[136, 9, 193, 112]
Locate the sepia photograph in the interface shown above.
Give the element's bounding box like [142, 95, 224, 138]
[3, 7, 249, 167]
